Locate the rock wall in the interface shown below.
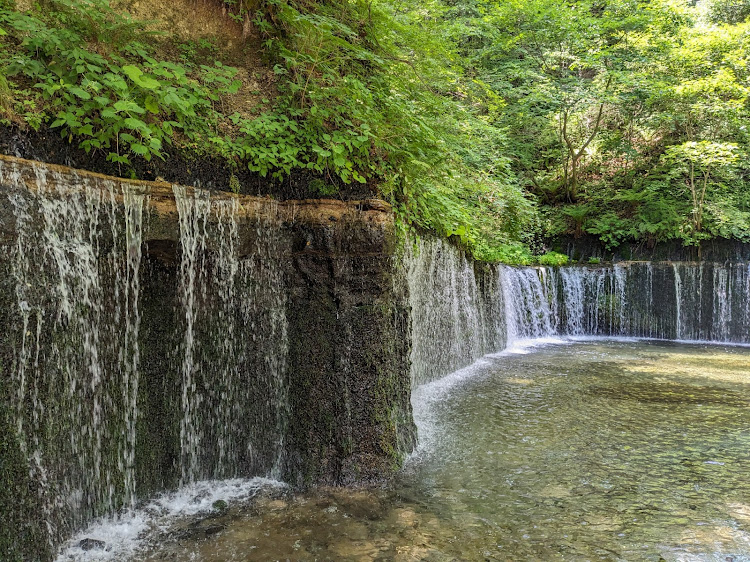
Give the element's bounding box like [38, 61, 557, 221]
[0, 155, 416, 561]
[553, 234, 750, 263]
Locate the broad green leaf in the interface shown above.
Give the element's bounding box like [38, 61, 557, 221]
[114, 100, 145, 114]
[129, 143, 149, 155]
[123, 116, 148, 131]
[67, 86, 91, 100]
[144, 96, 159, 114]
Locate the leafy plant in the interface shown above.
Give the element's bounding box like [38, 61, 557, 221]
[5, 0, 750, 262]
[538, 251, 569, 266]
[0, 0, 240, 167]
[476, 242, 535, 265]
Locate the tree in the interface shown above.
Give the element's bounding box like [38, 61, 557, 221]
[705, 0, 750, 24]
[662, 140, 739, 236]
[560, 74, 613, 201]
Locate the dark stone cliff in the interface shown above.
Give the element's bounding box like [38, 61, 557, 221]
[0, 155, 416, 561]
[552, 234, 750, 263]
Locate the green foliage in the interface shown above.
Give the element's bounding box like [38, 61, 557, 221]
[0, 73, 11, 117]
[475, 242, 534, 265]
[308, 178, 338, 196]
[586, 211, 633, 250]
[0, 0, 537, 263]
[538, 251, 569, 267]
[440, 0, 750, 250]
[705, 0, 750, 24]
[5, 0, 750, 259]
[228, 173, 241, 194]
[249, 0, 537, 259]
[0, 0, 240, 166]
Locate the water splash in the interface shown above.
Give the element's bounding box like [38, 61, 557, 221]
[54, 478, 286, 562]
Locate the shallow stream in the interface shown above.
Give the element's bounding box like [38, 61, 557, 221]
[60, 339, 750, 561]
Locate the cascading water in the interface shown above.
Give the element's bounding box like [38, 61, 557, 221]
[550, 262, 750, 341]
[174, 185, 210, 486]
[499, 265, 555, 340]
[406, 236, 506, 386]
[121, 186, 145, 509]
[4, 159, 147, 547]
[407, 236, 750, 387]
[172, 186, 289, 485]
[406, 237, 559, 385]
[1, 160, 290, 558]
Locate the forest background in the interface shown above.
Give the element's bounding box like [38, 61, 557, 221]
[1, 0, 748, 263]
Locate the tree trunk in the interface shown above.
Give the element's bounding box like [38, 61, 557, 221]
[560, 77, 610, 202]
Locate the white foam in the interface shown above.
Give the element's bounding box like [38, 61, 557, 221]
[487, 336, 570, 356]
[55, 477, 285, 561]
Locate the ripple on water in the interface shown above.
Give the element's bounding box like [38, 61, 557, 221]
[58, 340, 750, 561]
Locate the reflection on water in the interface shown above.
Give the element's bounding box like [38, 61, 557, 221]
[73, 341, 750, 561]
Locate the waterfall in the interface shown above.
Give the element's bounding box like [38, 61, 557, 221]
[407, 236, 750, 388]
[2, 161, 290, 556]
[407, 237, 558, 386]
[554, 262, 750, 342]
[173, 187, 289, 485]
[673, 263, 682, 339]
[406, 236, 506, 386]
[558, 267, 587, 335]
[120, 184, 145, 509]
[4, 160, 147, 544]
[6, 156, 750, 561]
[499, 265, 554, 339]
[174, 185, 210, 485]
[546, 262, 750, 341]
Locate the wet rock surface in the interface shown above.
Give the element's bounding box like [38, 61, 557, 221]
[138, 487, 458, 562]
[0, 155, 414, 562]
[77, 538, 105, 551]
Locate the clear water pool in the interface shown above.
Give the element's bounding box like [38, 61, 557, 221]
[62, 340, 750, 561]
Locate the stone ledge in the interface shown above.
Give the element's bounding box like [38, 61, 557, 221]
[0, 153, 392, 231]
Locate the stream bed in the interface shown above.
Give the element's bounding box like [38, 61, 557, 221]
[59, 339, 750, 561]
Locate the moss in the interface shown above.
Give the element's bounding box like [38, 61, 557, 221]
[284, 275, 340, 485]
[0, 412, 39, 561]
[0, 261, 50, 561]
[135, 253, 182, 496]
[282, 218, 414, 485]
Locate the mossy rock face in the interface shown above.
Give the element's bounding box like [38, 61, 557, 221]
[283, 220, 416, 486]
[0, 156, 415, 560]
[0, 257, 50, 561]
[135, 251, 183, 497]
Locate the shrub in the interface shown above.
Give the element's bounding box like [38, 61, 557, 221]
[538, 251, 569, 266]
